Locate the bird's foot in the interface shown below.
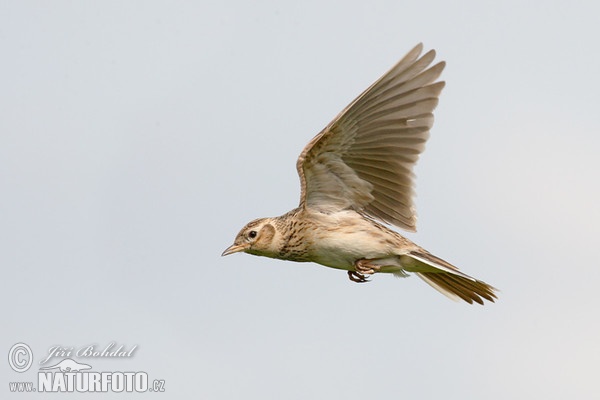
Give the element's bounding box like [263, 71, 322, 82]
[347, 259, 381, 283]
[354, 258, 381, 275]
[347, 271, 369, 283]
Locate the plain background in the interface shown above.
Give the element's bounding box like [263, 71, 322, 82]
[2, 1, 599, 399]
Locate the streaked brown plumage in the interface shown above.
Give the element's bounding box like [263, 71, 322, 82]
[222, 44, 497, 304]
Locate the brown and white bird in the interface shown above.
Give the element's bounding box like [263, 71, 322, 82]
[222, 43, 496, 304]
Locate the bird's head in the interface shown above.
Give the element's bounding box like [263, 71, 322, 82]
[221, 218, 278, 257]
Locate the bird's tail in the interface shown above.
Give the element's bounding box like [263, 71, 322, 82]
[402, 250, 497, 305]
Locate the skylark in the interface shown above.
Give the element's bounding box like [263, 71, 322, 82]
[223, 44, 496, 304]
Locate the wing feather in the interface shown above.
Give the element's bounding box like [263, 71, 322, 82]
[297, 43, 445, 230]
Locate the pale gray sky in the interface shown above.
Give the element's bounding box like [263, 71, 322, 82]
[2, 1, 599, 399]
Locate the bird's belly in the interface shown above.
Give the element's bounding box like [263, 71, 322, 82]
[308, 228, 397, 271]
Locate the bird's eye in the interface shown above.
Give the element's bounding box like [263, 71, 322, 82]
[248, 230, 257, 239]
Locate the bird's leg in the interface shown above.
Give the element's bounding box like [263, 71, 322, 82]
[347, 259, 381, 283]
[347, 271, 369, 283]
[354, 258, 381, 275]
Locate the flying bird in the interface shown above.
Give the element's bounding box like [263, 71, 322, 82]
[222, 43, 496, 304]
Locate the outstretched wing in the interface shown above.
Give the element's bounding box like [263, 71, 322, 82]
[296, 43, 445, 231]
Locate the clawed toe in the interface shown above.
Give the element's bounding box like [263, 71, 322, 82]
[347, 271, 369, 283]
[348, 258, 381, 283]
[354, 258, 380, 275]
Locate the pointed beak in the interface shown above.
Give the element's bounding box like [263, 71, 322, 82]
[221, 243, 249, 257]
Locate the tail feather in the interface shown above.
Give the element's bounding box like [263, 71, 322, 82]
[404, 249, 497, 305]
[417, 271, 497, 305]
